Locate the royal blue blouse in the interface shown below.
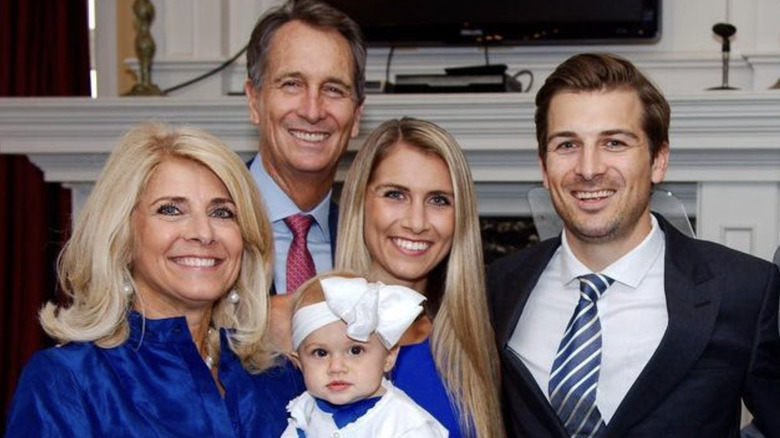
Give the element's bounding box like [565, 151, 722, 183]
[391, 338, 464, 438]
[4, 312, 304, 437]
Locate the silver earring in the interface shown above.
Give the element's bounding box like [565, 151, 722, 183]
[123, 283, 133, 295]
[227, 289, 240, 304]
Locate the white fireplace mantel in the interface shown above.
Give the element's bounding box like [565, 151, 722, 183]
[2, 92, 780, 260]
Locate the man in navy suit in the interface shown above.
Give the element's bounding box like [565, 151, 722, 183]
[243, 0, 365, 295]
[487, 53, 780, 437]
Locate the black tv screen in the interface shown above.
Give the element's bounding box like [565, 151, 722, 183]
[323, 0, 661, 46]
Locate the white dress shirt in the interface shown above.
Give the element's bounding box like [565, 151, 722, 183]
[508, 215, 668, 422]
[249, 154, 333, 293]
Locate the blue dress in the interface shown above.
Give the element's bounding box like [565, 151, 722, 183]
[4, 312, 304, 437]
[391, 338, 464, 438]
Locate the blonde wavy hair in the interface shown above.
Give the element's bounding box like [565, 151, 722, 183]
[41, 123, 276, 372]
[336, 118, 504, 437]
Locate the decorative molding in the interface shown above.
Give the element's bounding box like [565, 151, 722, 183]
[3, 92, 780, 181]
[0, 91, 776, 221]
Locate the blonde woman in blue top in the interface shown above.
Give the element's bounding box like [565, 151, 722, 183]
[335, 118, 505, 437]
[5, 123, 303, 437]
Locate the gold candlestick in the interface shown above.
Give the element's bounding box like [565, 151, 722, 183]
[124, 0, 164, 96]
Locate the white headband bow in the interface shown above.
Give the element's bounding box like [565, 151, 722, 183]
[291, 276, 426, 350]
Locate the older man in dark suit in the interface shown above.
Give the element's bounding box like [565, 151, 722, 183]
[487, 53, 780, 438]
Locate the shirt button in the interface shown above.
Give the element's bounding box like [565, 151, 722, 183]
[333, 433, 340, 438]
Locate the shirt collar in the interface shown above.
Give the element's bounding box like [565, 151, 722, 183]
[315, 394, 382, 429]
[249, 153, 332, 240]
[560, 214, 665, 288]
[127, 311, 198, 343]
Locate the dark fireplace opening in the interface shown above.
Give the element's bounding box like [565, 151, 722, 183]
[480, 217, 539, 265]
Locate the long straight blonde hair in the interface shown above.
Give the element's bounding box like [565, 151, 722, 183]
[336, 118, 504, 437]
[42, 123, 276, 372]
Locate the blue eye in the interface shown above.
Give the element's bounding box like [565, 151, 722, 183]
[604, 139, 629, 151]
[429, 194, 452, 206]
[383, 190, 405, 200]
[556, 141, 578, 152]
[157, 203, 180, 216]
[211, 206, 236, 220]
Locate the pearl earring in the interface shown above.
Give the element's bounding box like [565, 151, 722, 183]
[227, 289, 240, 304]
[123, 283, 133, 295]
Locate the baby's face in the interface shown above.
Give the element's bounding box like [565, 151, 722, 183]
[294, 321, 397, 405]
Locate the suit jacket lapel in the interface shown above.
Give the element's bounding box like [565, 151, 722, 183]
[604, 215, 721, 437]
[328, 199, 338, 260]
[495, 237, 561, 346]
[495, 237, 570, 437]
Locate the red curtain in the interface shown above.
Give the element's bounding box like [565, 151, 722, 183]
[0, 0, 90, 425]
[0, 0, 91, 96]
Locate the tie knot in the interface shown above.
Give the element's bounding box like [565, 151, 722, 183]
[284, 214, 314, 238]
[577, 273, 614, 302]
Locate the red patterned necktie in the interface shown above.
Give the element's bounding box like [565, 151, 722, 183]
[283, 213, 316, 293]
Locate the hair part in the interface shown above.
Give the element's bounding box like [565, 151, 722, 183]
[535, 52, 670, 164]
[245, 0, 367, 104]
[336, 117, 505, 437]
[43, 122, 277, 373]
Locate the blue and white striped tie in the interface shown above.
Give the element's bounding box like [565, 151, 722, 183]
[549, 273, 614, 438]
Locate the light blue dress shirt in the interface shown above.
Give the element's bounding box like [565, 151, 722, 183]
[249, 154, 333, 293]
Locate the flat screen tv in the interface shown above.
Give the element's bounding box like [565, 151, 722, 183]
[322, 0, 661, 46]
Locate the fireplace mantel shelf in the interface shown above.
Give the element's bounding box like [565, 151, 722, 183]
[2, 92, 780, 185]
[3, 92, 780, 261]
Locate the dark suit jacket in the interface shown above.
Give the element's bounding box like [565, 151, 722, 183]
[487, 214, 780, 438]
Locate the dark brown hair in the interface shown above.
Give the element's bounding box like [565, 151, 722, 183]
[535, 53, 670, 163]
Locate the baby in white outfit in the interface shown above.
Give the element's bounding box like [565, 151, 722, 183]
[281, 272, 448, 438]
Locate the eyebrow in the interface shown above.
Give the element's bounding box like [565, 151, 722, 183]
[547, 129, 641, 143]
[601, 129, 641, 141]
[272, 71, 354, 92]
[429, 189, 455, 198]
[149, 196, 235, 206]
[150, 195, 185, 205]
[372, 182, 454, 197]
[210, 197, 236, 207]
[372, 182, 408, 191]
[547, 131, 577, 143]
